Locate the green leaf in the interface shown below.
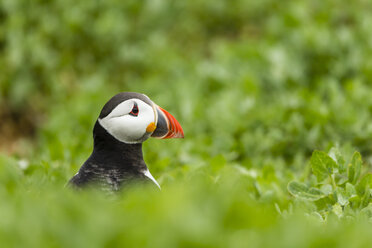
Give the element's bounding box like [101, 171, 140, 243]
[288, 181, 325, 201]
[320, 184, 333, 195]
[314, 196, 334, 210]
[335, 175, 348, 186]
[348, 195, 360, 207]
[329, 147, 346, 172]
[348, 152, 362, 184]
[360, 189, 371, 208]
[335, 183, 357, 207]
[310, 212, 324, 222]
[356, 173, 372, 196]
[336, 188, 349, 206]
[360, 203, 372, 220]
[348, 164, 355, 185]
[311, 151, 338, 182]
[345, 183, 357, 197]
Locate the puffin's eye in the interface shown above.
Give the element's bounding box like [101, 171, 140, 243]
[129, 103, 139, 117]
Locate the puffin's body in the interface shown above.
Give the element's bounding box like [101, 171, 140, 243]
[68, 92, 184, 192]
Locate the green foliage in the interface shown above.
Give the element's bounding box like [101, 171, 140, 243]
[288, 181, 325, 201]
[288, 149, 372, 221]
[1, 0, 372, 247]
[310, 150, 338, 182]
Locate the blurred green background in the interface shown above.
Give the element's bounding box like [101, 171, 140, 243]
[1, 0, 372, 247]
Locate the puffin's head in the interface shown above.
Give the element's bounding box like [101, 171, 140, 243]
[97, 92, 184, 144]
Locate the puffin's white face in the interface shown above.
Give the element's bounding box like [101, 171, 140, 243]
[98, 98, 157, 144]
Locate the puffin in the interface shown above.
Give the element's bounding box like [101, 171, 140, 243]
[68, 92, 184, 192]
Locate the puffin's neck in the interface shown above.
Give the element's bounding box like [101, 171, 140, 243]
[90, 121, 147, 171]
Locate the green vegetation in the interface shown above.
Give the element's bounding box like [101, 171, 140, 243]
[288, 150, 372, 221]
[1, 0, 372, 247]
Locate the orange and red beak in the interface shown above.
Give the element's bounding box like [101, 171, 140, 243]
[151, 105, 184, 139]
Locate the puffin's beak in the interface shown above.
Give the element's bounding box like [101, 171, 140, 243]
[151, 105, 184, 139]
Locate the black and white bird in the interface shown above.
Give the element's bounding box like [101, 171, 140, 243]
[68, 92, 184, 192]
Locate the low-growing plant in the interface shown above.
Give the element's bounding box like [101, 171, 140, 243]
[288, 148, 372, 221]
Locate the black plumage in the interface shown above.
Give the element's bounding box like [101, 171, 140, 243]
[68, 121, 153, 192]
[68, 92, 184, 192]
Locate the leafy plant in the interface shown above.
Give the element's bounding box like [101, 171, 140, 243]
[288, 148, 372, 220]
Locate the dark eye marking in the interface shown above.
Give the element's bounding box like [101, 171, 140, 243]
[129, 102, 139, 117]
